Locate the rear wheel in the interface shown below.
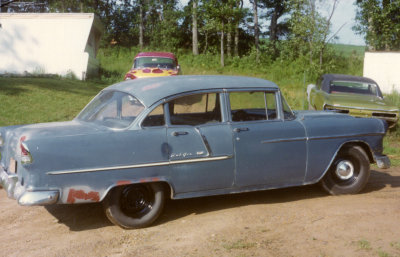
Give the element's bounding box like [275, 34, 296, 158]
[320, 146, 370, 195]
[103, 183, 165, 229]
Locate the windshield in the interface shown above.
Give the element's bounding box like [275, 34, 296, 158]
[77, 91, 144, 129]
[133, 57, 176, 69]
[330, 81, 381, 97]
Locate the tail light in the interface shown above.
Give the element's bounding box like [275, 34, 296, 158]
[20, 136, 33, 165]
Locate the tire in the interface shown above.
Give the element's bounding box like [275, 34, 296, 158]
[320, 146, 370, 195]
[103, 183, 165, 229]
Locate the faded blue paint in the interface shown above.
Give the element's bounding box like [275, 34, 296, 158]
[0, 75, 389, 206]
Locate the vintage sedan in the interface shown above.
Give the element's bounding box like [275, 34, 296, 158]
[123, 52, 180, 80]
[0, 75, 391, 229]
[307, 73, 399, 128]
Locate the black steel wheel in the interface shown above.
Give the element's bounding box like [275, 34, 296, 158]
[104, 183, 165, 229]
[320, 146, 370, 195]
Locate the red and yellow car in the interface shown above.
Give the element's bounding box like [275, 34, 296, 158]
[124, 52, 181, 80]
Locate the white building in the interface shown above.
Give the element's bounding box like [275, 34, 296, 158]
[363, 52, 400, 94]
[0, 13, 103, 80]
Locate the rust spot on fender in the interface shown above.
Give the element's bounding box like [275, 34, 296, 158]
[151, 177, 160, 182]
[139, 178, 148, 183]
[116, 180, 131, 186]
[67, 189, 100, 203]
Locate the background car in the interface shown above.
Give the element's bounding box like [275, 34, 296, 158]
[1, 75, 391, 229]
[123, 52, 180, 80]
[307, 74, 399, 128]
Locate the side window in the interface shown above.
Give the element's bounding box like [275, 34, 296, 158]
[281, 95, 296, 120]
[169, 93, 221, 126]
[142, 104, 165, 127]
[230, 91, 277, 122]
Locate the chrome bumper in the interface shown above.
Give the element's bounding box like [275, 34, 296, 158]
[1, 167, 59, 205]
[375, 154, 391, 169]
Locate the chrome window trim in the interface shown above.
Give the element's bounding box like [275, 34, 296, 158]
[46, 155, 232, 175]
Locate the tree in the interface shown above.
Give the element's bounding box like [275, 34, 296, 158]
[286, 0, 341, 68]
[203, 0, 238, 67]
[250, 0, 260, 62]
[354, 0, 400, 51]
[260, 0, 290, 58]
[192, 0, 199, 55]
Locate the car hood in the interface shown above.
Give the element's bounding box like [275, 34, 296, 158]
[325, 93, 398, 111]
[127, 68, 178, 78]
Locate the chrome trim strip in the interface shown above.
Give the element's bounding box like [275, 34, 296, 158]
[327, 104, 399, 113]
[308, 133, 384, 141]
[261, 137, 307, 144]
[47, 155, 232, 175]
[261, 132, 383, 144]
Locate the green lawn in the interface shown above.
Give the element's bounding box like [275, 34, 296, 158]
[0, 77, 106, 126]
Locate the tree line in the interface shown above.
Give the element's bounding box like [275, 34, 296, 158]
[2, 0, 400, 69]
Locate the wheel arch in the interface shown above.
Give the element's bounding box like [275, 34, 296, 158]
[319, 141, 372, 195]
[101, 179, 175, 202]
[339, 141, 374, 163]
[317, 140, 374, 183]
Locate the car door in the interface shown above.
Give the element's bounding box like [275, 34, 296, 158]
[229, 90, 307, 188]
[166, 92, 235, 194]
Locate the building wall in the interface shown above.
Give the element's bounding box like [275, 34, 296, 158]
[0, 13, 102, 80]
[363, 52, 400, 94]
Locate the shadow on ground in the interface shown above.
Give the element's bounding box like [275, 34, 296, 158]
[44, 169, 400, 231]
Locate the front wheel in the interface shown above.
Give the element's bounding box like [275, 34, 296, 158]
[103, 183, 165, 229]
[320, 146, 370, 195]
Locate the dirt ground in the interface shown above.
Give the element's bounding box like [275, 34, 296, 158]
[1, 167, 400, 257]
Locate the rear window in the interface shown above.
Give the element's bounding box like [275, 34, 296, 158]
[330, 81, 380, 96]
[77, 91, 144, 129]
[134, 57, 176, 69]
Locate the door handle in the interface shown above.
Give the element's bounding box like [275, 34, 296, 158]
[233, 127, 249, 133]
[172, 131, 189, 136]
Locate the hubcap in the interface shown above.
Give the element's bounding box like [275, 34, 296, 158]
[335, 160, 354, 180]
[121, 185, 154, 218]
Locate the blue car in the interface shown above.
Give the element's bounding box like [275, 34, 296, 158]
[0, 75, 391, 228]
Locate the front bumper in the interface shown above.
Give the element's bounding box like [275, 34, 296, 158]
[1, 167, 59, 205]
[374, 154, 391, 169]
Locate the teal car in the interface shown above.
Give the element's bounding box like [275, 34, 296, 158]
[307, 74, 399, 128]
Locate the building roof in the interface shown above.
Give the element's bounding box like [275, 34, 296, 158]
[106, 75, 279, 107]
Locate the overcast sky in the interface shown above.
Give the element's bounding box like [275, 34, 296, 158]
[178, 0, 365, 46]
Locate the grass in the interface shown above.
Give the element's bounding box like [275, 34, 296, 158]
[358, 239, 372, 250]
[0, 77, 106, 126]
[222, 239, 256, 250]
[331, 44, 366, 58]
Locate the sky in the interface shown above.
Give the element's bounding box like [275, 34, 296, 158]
[178, 0, 365, 46]
[325, 0, 365, 45]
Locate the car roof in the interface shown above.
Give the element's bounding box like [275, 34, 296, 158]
[320, 73, 381, 96]
[106, 75, 279, 107]
[323, 73, 378, 84]
[135, 52, 176, 60]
